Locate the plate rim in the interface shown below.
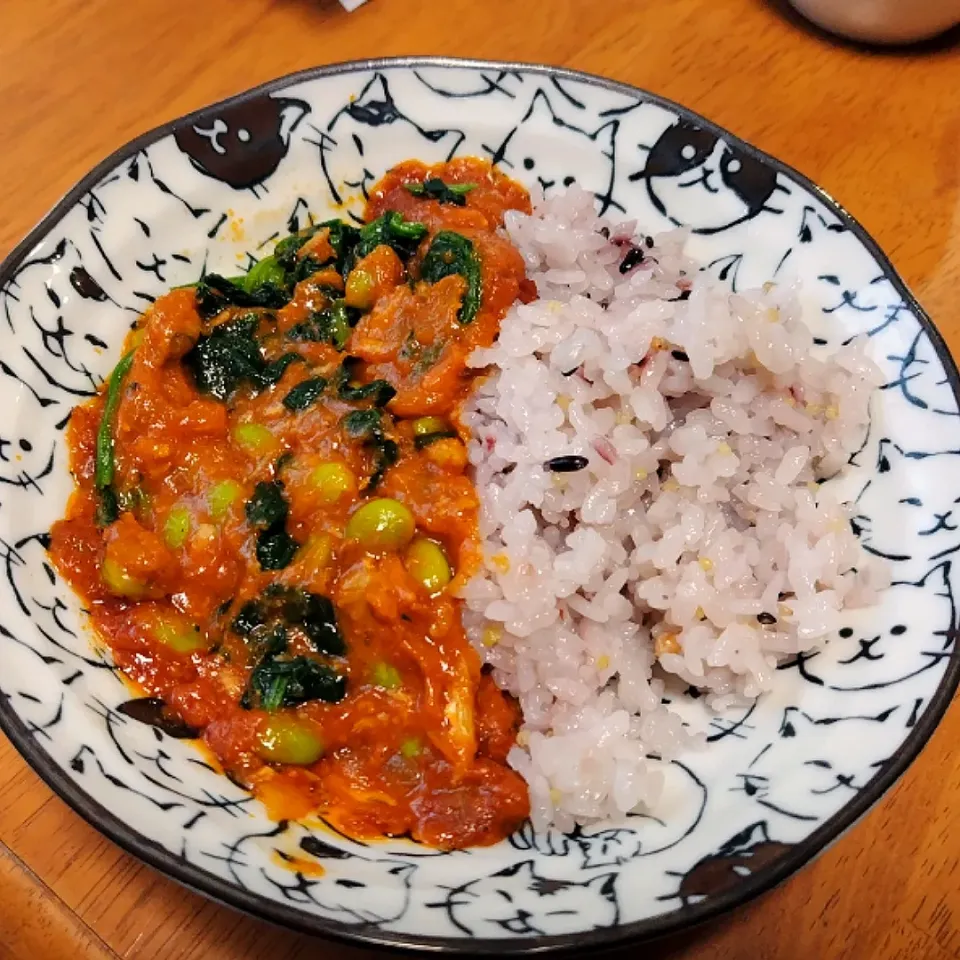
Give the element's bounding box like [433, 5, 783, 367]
[1, 54, 958, 955]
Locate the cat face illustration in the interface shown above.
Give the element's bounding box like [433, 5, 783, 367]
[665, 821, 790, 906]
[508, 760, 707, 869]
[316, 73, 465, 208]
[174, 95, 309, 190]
[855, 441, 960, 577]
[739, 707, 896, 822]
[775, 204, 904, 342]
[444, 860, 618, 937]
[0, 532, 108, 677]
[265, 834, 418, 925]
[76, 150, 221, 310]
[779, 562, 956, 692]
[628, 118, 784, 234]
[485, 88, 618, 213]
[1, 235, 120, 407]
[0, 432, 56, 493]
[883, 327, 960, 419]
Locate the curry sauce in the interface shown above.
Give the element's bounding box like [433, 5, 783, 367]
[49, 158, 533, 848]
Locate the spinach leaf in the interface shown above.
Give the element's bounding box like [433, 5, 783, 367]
[184, 315, 264, 400]
[244, 481, 299, 570]
[420, 230, 482, 325]
[325, 302, 355, 349]
[318, 220, 361, 276]
[404, 178, 477, 206]
[332, 356, 395, 406]
[293, 255, 328, 284]
[195, 271, 290, 320]
[414, 430, 458, 450]
[257, 622, 290, 659]
[256, 529, 300, 570]
[242, 254, 288, 294]
[95, 487, 119, 528]
[261, 353, 302, 385]
[282, 377, 328, 412]
[354, 212, 427, 265]
[338, 377, 396, 407]
[247, 656, 346, 711]
[340, 409, 397, 490]
[245, 481, 288, 529]
[276, 220, 361, 276]
[287, 301, 355, 350]
[232, 599, 266, 636]
[273, 229, 314, 270]
[342, 409, 382, 438]
[267, 586, 345, 656]
[233, 585, 345, 656]
[94, 350, 136, 527]
[366, 437, 399, 492]
[185, 313, 300, 400]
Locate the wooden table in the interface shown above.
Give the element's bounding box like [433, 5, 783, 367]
[1, 1, 959, 957]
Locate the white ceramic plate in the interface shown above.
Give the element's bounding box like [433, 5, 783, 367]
[0, 58, 957, 953]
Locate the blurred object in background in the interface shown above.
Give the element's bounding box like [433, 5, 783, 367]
[787, 0, 960, 42]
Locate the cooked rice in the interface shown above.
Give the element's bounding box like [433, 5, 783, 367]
[459, 187, 889, 832]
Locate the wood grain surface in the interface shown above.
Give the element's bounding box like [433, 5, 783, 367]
[1, 1, 958, 957]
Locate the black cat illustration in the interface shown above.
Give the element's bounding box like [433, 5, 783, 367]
[174, 95, 310, 190]
[629, 118, 786, 234]
[660, 822, 791, 906]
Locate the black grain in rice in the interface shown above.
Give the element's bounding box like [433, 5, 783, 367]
[545, 455, 589, 473]
[619, 247, 645, 274]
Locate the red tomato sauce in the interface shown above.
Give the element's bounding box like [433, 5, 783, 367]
[49, 158, 534, 848]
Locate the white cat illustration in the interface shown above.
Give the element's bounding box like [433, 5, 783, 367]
[780, 204, 900, 341]
[855, 440, 960, 580]
[443, 860, 618, 937]
[509, 760, 707, 869]
[882, 326, 960, 420]
[779, 562, 956, 692]
[80, 150, 219, 311]
[315, 73, 465, 210]
[265, 832, 419, 926]
[0, 235, 120, 404]
[739, 706, 898, 822]
[484, 88, 619, 214]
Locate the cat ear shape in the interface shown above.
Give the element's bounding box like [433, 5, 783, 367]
[277, 98, 310, 144]
[583, 871, 619, 906]
[876, 438, 907, 474]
